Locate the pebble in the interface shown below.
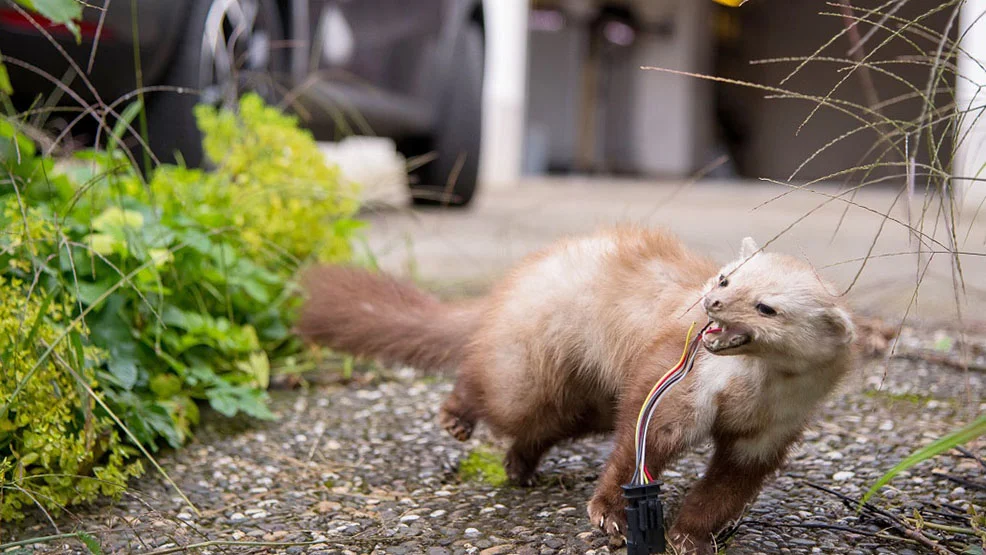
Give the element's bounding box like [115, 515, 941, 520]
[7, 347, 980, 555]
[263, 530, 289, 541]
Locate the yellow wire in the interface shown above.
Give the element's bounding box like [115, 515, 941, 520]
[633, 322, 697, 454]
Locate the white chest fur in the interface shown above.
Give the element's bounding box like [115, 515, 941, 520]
[688, 354, 833, 464]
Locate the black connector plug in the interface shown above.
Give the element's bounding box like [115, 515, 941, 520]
[622, 482, 666, 555]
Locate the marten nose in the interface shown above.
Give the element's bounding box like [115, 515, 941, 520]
[704, 297, 723, 312]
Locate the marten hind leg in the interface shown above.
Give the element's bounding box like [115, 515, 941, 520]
[504, 436, 554, 487]
[439, 372, 481, 442]
[505, 402, 614, 487]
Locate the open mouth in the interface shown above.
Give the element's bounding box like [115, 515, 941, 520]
[703, 320, 752, 353]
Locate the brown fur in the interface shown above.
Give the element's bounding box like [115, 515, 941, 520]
[296, 228, 855, 554]
[294, 266, 483, 372]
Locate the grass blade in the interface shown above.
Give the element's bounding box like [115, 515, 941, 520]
[862, 414, 986, 504]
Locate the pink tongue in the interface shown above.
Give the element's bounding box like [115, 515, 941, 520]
[706, 326, 722, 334]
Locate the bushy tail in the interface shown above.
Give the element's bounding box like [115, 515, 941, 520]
[294, 265, 483, 372]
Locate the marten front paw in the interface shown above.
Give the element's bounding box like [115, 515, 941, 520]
[587, 489, 627, 538]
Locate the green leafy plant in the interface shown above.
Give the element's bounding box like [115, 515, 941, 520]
[0, 92, 361, 520]
[0, 277, 142, 521]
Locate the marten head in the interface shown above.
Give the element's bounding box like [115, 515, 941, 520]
[700, 237, 855, 367]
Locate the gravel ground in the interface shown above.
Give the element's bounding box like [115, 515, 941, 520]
[5, 331, 986, 555]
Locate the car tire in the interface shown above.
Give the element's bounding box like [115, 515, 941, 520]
[410, 21, 484, 208]
[143, 0, 285, 168]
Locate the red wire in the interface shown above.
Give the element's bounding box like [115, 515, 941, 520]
[637, 329, 707, 484]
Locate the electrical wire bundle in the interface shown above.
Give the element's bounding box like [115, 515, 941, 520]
[629, 321, 711, 486]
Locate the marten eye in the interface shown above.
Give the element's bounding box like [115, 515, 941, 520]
[755, 302, 777, 316]
[718, 275, 728, 287]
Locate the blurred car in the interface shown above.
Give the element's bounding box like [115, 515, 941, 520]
[0, 0, 485, 206]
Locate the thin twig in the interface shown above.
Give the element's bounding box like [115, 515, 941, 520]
[739, 519, 921, 545]
[0, 533, 93, 551]
[955, 446, 986, 472]
[806, 482, 958, 555]
[892, 351, 986, 372]
[146, 539, 330, 555]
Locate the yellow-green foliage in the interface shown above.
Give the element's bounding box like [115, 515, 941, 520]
[0, 93, 363, 521]
[458, 446, 508, 487]
[0, 278, 141, 521]
[192, 93, 361, 262]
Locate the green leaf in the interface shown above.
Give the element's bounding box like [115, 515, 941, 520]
[161, 305, 188, 329]
[207, 389, 238, 417]
[106, 99, 143, 155]
[240, 351, 269, 389]
[178, 229, 212, 253]
[69, 329, 86, 371]
[143, 403, 182, 448]
[21, 289, 54, 347]
[863, 414, 986, 504]
[76, 532, 104, 555]
[86, 233, 124, 256]
[149, 374, 181, 399]
[13, 0, 83, 42]
[75, 280, 113, 307]
[107, 357, 138, 390]
[93, 207, 144, 232]
[238, 389, 275, 420]
[239, 278, 270, 304]
[0, 54, 12, 95]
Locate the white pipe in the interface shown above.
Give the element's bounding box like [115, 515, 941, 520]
[479, 0, 529, 190]
[956, 0, 986, 218]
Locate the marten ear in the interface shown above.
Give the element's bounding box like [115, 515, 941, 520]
[740, 237, 759, 259]
[822, 307, 855, 344]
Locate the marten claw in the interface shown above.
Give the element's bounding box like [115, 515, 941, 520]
[438, 408, 474, 441]
[587, 494, 627, 538]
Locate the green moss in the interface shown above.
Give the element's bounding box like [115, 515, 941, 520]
[863, 389, 934, 405]
[458, 446, 508, 487]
